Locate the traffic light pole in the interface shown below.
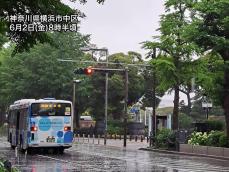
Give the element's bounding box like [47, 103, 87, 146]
[104, 50, 108, 145]
[73, 65, 129, 147]
[124, 67, 128, 147]
[72, 80, 81, 131]
[73, 81, 76, 130]
[152, 48, 157, 143]
[88, 67, 128, 147]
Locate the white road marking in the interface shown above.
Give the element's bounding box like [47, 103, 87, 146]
[37, 154, 70, 163]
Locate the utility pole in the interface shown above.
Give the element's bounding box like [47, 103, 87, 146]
[76, 66, 128, 147]
[104, 50, 108, 145]
[72, 79, 81, 130]
[124, 67, 129, 147]
[152, 48, 157, 139]
[79, 47, 108, 145]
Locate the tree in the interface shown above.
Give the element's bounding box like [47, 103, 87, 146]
[185, 0, 229, 135]
[0, 32, 90, 122]
[143, 0, 198, 130]
[88, 52, 145, 120]
[142, 69, 163, 109]
[0, 0, 105, 53]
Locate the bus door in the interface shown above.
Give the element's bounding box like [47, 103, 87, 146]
[16, 111, 20, 145]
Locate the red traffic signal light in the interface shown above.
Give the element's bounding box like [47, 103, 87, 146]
[84, 66, 94, 75]
[74, 66, 94, 75]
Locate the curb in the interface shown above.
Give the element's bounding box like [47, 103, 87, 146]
[139, 147, 229, 161]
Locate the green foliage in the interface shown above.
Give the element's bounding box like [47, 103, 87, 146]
[219, 134, 229, 147]
[190, 96, 224, 120]
[90, 52, 145, 120]
[0, 32, 90, 114]
[143, 0, 200, 130]
[142, 62, 163, 109]
[107, 125, 123, 135]
[207, 120, 225, 131]
[193, 54, 225, 106]
[206, 131, 224, 147]
[0, 0, 105, 53]
[155, 128, 175, 149]
[185, 0, 229, 136]
[179, 113, 193, 129]
[0, 0, 73, 53]
[188, 132, 208, 145]
[186, 0, 229, 55]
[150, 57, 176, 93]
[107, 120, 124, 135]
[0, 159, 19, 172]
[188, 131, 229, 147]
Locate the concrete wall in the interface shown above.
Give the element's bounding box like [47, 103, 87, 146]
[180, 144, 229, 158]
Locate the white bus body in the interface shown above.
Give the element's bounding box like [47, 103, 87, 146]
[7, 98, 73, 152]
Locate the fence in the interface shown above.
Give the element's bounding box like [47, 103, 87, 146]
[74, 134, 149, 144]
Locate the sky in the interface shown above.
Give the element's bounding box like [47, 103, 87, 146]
[62, 0, 164, 56]
[62, 0, 190, 108]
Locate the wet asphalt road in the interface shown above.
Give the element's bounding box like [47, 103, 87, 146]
[1, 137, 229, 172]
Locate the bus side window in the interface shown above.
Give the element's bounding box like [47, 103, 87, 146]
[8, 111, 11, 126]
[16, 111, 20, 130]
[19, 110, 23, 130]
[19, 108, 28, 130]
[19, 109, 24, 130]
[11, 110, 17, 127]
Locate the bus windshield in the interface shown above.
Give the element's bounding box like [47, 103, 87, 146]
[31, 103, 71, 116]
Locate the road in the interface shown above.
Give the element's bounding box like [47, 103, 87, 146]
[1, 137, 229, 172]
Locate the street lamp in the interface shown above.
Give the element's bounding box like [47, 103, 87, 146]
[202, 95, 212, 119]
[80, 46, 109, 145]
[73, 79, 81, 130]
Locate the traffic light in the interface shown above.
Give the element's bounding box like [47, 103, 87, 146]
[74, 66, 94, 75]
[84, 67, 93, 75]
[74, 68, 84, 74]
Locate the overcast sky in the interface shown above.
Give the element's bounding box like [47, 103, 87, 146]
[62, 0, 164, 56]
[62, 0, 191, 107]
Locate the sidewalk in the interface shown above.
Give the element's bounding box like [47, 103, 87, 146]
[74, 137, 229, 160]
[140, 147, 229, 161]
[74, 137, 149, 150]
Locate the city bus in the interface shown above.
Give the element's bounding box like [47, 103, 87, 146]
[7, 98, 73, 153]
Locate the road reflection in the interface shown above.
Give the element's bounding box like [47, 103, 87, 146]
[1, 139, 229, 172]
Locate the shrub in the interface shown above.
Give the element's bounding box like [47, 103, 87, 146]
[155, 128, 175, 149]
[107, 120, 124, 135]
[206, 131, 224, 147]
[188, 132, 208, 145]
[107, 125, 123, 135]
[0, 159, 19, 172]
[179, 113, 193, 129]
[188, 130, 229, 147]
[219, 135, 229, 147]
[206, 120, 225, 131]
